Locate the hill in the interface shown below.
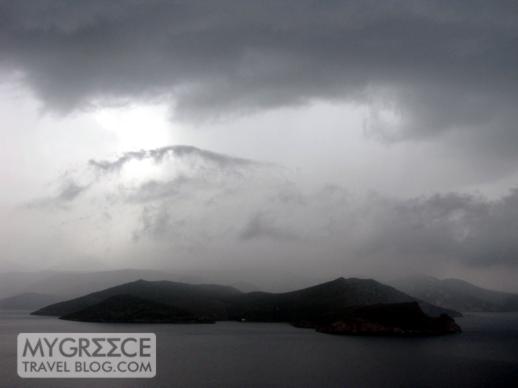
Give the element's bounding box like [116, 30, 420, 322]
[33, 279, 240, 320]
[61, 294, 213, 323]
[225, 277, 460, 320]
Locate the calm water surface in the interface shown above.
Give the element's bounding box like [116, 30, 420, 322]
[0, 310, 517, 387]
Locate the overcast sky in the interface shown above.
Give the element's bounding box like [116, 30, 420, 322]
[0, 0, 517, 291]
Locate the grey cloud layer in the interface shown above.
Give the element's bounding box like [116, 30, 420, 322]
[1, 0, 517, 152]
[28, 145, 518, 271]
[353, 191, 518, 268]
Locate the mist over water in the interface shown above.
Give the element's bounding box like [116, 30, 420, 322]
[3, 146, 518, 292]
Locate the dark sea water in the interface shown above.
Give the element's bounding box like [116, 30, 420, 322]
[1, 310, 517, 388]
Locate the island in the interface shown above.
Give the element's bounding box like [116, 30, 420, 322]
[33, 277, 461, 336]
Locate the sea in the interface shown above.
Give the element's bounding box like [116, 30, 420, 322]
[0, 310, 517, 387]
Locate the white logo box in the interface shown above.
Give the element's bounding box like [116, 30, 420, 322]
[18, 333, 156, 378]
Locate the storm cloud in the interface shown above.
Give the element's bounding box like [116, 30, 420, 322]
[1, 0, 517, 155]
[1, 2, 517, 291]
[20, 146, 518, 281]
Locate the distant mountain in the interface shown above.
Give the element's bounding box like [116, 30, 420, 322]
[390, 275, 518, 312]
[0, 293, 61, 310]
[34, 277, 460, 328]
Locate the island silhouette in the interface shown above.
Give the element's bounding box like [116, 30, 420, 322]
[33, 277, 461, 336]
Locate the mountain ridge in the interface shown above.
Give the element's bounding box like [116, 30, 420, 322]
[33, 277, 460, 320]
[390, 275, 518, 312]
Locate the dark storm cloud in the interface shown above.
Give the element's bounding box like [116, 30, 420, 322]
[1, 0, 517, 151]
[277, 188, 518, 269]
[354, 191, 518, 268]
